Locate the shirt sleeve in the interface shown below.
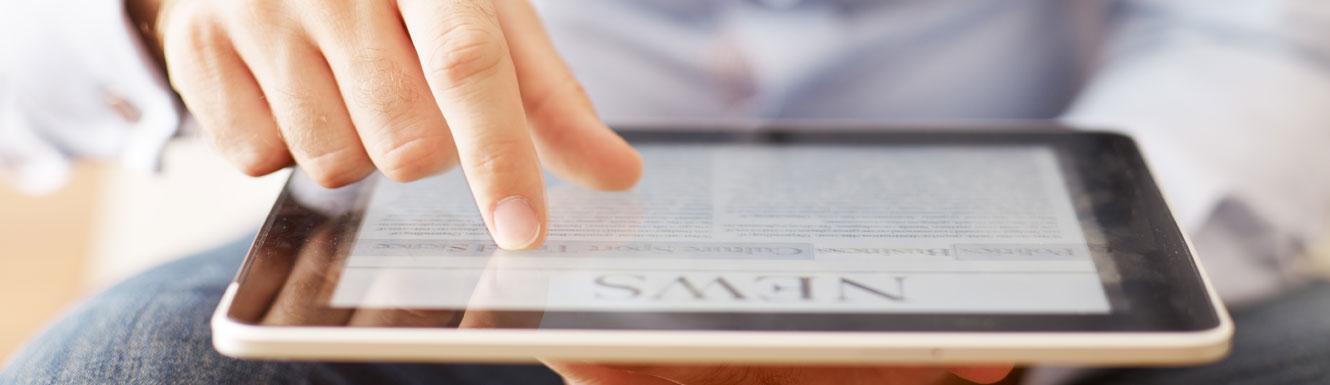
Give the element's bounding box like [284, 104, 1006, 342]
[0, 0, 184, 195]
[1063, 0, 1330, 303]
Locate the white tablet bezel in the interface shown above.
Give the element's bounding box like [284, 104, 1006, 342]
[212, 261, 1231, 365]
[212, 127, 1234, 365]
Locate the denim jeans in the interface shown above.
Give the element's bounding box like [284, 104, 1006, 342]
[3, 238, 1328, 385]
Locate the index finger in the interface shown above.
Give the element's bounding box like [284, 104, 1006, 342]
[261, 224, 353, 326]
[398, 0, 546, 250]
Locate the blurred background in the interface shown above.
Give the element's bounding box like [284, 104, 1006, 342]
[4, 0, 1330, 378]
[0, 137, 287, 362]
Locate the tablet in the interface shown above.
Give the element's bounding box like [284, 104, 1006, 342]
[212, 126, 1232, 365]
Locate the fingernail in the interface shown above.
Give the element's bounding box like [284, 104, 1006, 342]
[492, 196, 540, 250]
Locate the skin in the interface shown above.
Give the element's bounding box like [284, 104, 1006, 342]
[132, 0, 643, 251]
[126, 0, 1013, 383]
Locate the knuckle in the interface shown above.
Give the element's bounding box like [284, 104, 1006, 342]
[271, 88, 323, 134]
[214, 137, 291, 177]
[300, 146, 373, 188]
[315, 1, 374, 33]
[305, 166, 369, 188]
[297, 1, 375, 46]
[375, 135, 457, 182]
[198, 122, 291, 177]
[172, 17, 219, 54]
[351, 49, 425, 122]
[159, 1, 208, 45]
[162, 17, 227, 79]
[425, 23, 505, 86]
[461, 137, 529, 177]
[524, 73, 583, 116]
[225, 1, 301, 45]
[231, 148, 291, 177]
[226, 5, 262, 32]
[230, 0, 284, 28]
[233, 0, 267, 12]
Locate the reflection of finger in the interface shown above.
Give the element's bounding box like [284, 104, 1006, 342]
[542, 361, 677, 385]
[457, 309, 543, 329]
[346, 308, 459, 328]
[226, 223, 303, 321]
[261, 226, 353, 326]
[458, 250, 545, 329]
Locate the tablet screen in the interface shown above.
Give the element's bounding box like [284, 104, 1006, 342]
[230, 129, 1220, 332]
[330, 144, 1112, 315]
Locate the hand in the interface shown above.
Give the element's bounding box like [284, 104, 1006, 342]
[130, 0, 643, 250]
[546, 362, 1014, 385]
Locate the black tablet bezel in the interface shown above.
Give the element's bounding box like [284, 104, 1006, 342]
[225, 126, 1222, 333]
